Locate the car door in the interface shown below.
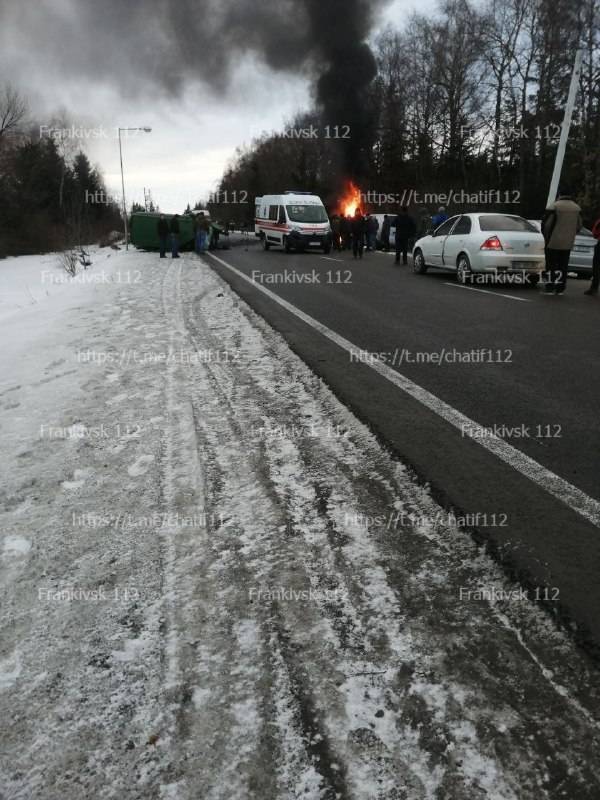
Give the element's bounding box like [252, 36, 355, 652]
[428, 217, 459, 266]
[442, 215, 472, 267]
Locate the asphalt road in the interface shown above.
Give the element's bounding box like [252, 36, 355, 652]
[205, 238, 600, 652]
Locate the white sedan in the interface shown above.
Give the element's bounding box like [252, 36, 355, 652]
[412, 213, 546, 285]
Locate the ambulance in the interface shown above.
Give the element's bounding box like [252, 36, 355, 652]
[255, 191, 332, 253]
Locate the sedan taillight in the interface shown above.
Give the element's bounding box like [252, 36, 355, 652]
[480, 236, 503, 251]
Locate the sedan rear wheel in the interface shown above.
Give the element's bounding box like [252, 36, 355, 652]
[456, 254, 472, 285]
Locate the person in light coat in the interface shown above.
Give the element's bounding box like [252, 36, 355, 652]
[542, 188, 582, 294]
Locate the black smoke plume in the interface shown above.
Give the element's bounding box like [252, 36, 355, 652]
[2, 0, 387, 175]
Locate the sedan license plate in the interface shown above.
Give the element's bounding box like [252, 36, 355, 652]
[573, 245, 592, 253]
[512, 261, 535, 270]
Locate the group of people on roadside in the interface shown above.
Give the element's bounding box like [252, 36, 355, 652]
[157, 213, 180, 259]
[330, 207, 422, 264]
[156, 211, 222, 258]
[330, 213, 380, 256]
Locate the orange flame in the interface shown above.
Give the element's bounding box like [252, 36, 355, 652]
[337, 181, 362, 217]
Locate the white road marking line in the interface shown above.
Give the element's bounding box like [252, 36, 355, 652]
[207, 252, 600, 528]
[444, 282, 532, 302]
[320, 256, 345, 262]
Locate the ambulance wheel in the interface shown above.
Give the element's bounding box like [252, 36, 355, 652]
[262, 234, 270, 251]
[284, 236, 292, 253]
[323, 243, 331, 254]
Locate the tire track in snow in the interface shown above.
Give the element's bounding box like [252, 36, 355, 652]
[159, 257, 332, 799]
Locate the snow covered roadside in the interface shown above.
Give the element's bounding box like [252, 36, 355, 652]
[1, 247, 600, 800]
[0, 247, 129, 323]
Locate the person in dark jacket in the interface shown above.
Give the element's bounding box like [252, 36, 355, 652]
[209, 221, 222, 250]
[331, 215, 342, 250]
[584, 217, 600, 296]
[381, 214, 391, 251]
[365, 215, 379, 250]
[170, 214, 180, 259]
[394, 206, 417, 265]
[157, 214, 170, 258]
[542, 188, 582, 294]
[340, 215, 351, 250]
[351, 209, 366, 259]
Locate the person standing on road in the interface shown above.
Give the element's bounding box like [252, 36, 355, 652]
[431, 206, 448, 228]
[209, 221, 221, 250]
[351, 209, 366, 259]
[195, 212, 210, 254]
[170, 214, 181, 259]
[542, 188, 582, 295]
[366, 215, 379, 251]
[394, 206, 416, 265]
[331, 215, 342, 250]
[381, 214, 391, 251]
[157, 214, 169, 259]
[340, 215, 351, 250]
[584, 216, 600, 296]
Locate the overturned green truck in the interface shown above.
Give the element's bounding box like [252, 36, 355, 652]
[129, 212, 195, 251]
[129, 212, 229, 251]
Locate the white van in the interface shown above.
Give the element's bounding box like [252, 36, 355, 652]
[372, 213, 396, 248]
[255, 191, 332, 253]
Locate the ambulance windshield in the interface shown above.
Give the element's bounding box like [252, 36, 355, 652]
[286, 205, 328, 223]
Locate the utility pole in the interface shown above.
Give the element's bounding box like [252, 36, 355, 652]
[118, 127, 152, 250]
[546, 49, 583, 208]
[118, 129, 127, 249]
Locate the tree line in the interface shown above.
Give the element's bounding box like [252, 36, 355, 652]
[0, 87, 121, 258]
[210, 0, 600, 225]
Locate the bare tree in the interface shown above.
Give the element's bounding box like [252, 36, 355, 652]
[577, 0, 600, 210]
[430, 0, 486, 181]
[0, 83, 27, 139]
[481, 0, 531, 180]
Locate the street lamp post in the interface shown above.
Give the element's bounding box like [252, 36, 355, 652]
[118, 127, 152, 250]
[546, 50, 583, 208]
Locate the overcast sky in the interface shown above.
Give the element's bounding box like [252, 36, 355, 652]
[1, 0, 438, 213]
